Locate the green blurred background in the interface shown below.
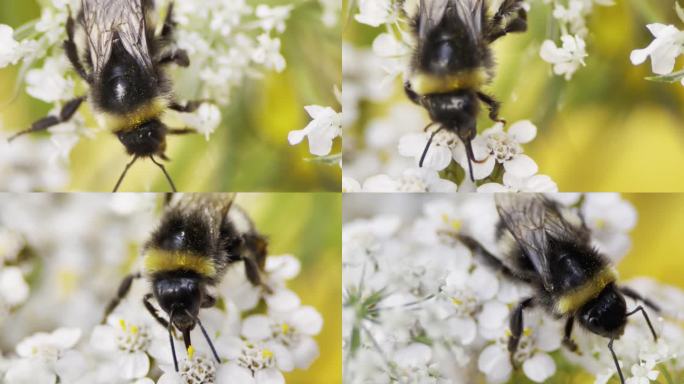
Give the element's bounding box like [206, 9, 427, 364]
[237, 193, 341, 384]
[343, 0, 684, 192]
[0, 0, 341, 192]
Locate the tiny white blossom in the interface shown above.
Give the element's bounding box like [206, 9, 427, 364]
[25, 56, 75, 103]
[630, 24, 684, 76]
[252, 34, 286, 72]
[288, 105, 341, 156]
[355, 0, 395, 27]
[178, 103, 222, 141]
[540, 35, 588, 80]
[625, 360, 659, 384]
[0, 25, 22, 68]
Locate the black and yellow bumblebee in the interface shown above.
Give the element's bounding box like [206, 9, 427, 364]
[403, 0, 527, 180]
[102, 193, 271, 371]
[456, 194, 660, 384]
[8, 0, 205, 192]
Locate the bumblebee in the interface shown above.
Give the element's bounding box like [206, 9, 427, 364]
[102, 193, 271, 371]
[403, 0, 527, 180]
[455, 194, 660, 384]
[8, 0, 205, 192]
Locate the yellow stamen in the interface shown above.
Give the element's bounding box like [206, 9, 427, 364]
[187, 345, 195, 359]
[119, 319, 127, 331]
[262, 349, 273, 359]
[451, 297, 462, 306]
[281, 323, 290, 335]
[130, 325, 139, 334]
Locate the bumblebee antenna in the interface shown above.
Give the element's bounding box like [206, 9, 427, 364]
[113, 155, 139, 192]
[626, 306, 658, 341]
[419, 126, 444, 168]
[186, 310, 221, 363]
[607, 338, 625, 384]
[150, 156, 177, 192]
[168, 309, 179, 372]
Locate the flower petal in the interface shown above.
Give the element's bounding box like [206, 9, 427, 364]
[522, 353, 556, 383]
[504, 154, 538, 178]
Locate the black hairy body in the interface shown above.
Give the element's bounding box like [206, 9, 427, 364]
[102, 193, 271, 372]
[9, 0, 201, 192]
[403, 0, 527, 180]
[456, 194, 660, 384]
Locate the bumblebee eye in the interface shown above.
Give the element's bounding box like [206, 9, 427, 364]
[589, 317, 599, 327]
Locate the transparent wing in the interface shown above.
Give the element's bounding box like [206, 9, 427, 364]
[495, 194, 554, 291]
[81, 0, 154, 76]
[417, 0, 485, 40]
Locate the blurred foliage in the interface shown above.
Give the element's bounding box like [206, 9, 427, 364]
[237, 193, 341, 384]
[0, 0, 341, 192]
[343, 0, 684, 192]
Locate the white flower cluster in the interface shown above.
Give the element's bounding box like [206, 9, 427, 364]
[0, 0, 293, 169]
[0, 195, 322, 384]
[346, 1, 557, 192]
[343, 193, 684, 384]
[539, 0, 614, 80]
[630, 1, 684, 85]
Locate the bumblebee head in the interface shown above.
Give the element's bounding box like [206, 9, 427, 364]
[153, 275, 202, 331]
[578, 284, 627, 338]
[422, 91, 478, 138]
[116, 119, 167, 157]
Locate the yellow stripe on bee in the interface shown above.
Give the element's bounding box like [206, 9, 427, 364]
[144, 249, 216, 277]
[555, 267, 618, 315]
[410, 69, 488, 95]
[101, 97, 168, 133]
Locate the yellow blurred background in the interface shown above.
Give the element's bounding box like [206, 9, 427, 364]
[237, 193, 341, 384]
[343, 0, 684, 191]
[0, 0, 341, 192]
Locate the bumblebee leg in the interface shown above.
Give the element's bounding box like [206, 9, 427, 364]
[201, 294, 217, 308]
[621, 286, 661, 312]
[158, 49, 190, 67]
[508, 297, 534, 368]
[113, 156, 140, 192]
[160, 1, 178, 41]
[487, 0, 527, 42]
[8, 96, 86, 142]
[143, 293, 171, 329]
[626, 305, 658, 342]
[404, 81, 421, 105]
[454, 234, 532, 283]
[562, 316, 580, 353]
[64, 9, 90, 82]
[167, 128, 196, 135]
[169, 100, 210, 113]
[244, 255, 272, 294]
[101, 272, 142, 323]
[477, 92, 505, 124]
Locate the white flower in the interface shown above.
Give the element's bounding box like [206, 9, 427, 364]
[630, 24, 684, 76]
[540, 35, 588, 80]
[241, 305, 323, 370]
[0, 25, 22, 68]
[342, 176, 362, 192]
[25, 56, 75, 103]
[252, 34, 286, 72]
[398, 131, 455, 171]
[177, 103, 222, 141]
[372, 32, 411, 82]
[288, 105, 341, 156]
[255, 5, 293, 34]
[355, 0, 395, 27]
[581, 193, 637, 261]
[5, 328, 84, 384]
[626, 360, 659, 384]
[453, 120, 538, 180]
[0, 266, 29, 306]
[478, 172, 558, 192]
[90, 315, 155, 380]
[362, 168, 457, 192]
[319, 0, 341, 27]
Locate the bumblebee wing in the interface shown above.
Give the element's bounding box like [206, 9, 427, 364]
[81, 0, 154, 76]
[417, 0, 449, 39]
[495, 194, 554, 291]
[171, 193, 236, 232]
[451, 0, 485, 38]
[540, 196, 593, 246]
